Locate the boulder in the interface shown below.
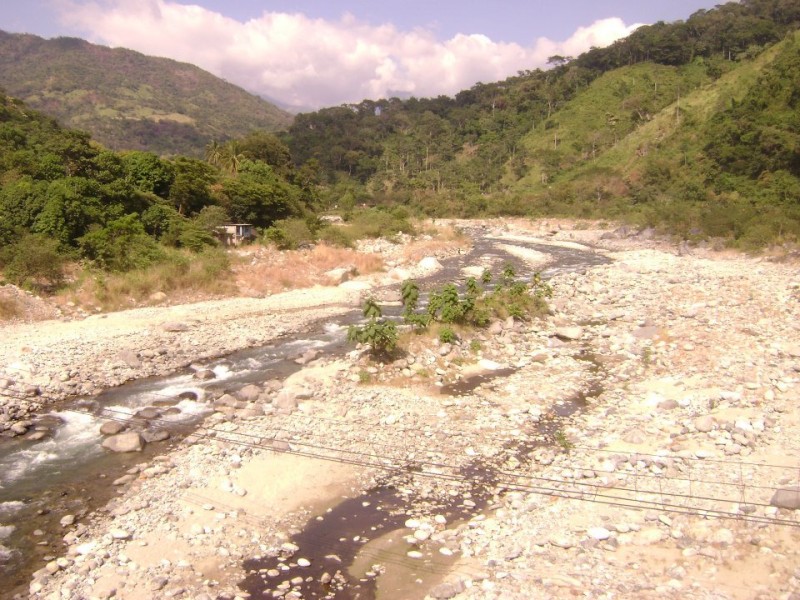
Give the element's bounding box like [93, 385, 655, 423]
[461, 266, 485, 278]
[295, 349, 321, 365]
[274, 390, 299, 413]
[324, 267, 355, 285]
[142, 429, 170, 443]
[236, 384, 263, 402]
[770, 486, 800, 510]
[117, 350, 141, 369]
[134, 407, 161, 420]
[554, 327, 583, 341]
[693, 415, 715, 433]
[193, 369, 216, 381]
[9, 422, 28, 436]
[428, 580, 466, 599]
[101, 432, 144, 453]
[417, 257, 443, 273]
[99, 421, 126, 436]
[385, 268, 412, 282]
[161, 321, 189, 332]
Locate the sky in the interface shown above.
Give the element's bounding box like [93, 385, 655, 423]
[0, 0, 722, 110]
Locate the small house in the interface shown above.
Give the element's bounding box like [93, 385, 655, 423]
[215, 223, 256, 246]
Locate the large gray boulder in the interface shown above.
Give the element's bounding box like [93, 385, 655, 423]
[771, 486, 800, 510]
[101, 432, 144, 453]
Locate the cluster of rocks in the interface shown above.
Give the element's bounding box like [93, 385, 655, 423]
[0, 377, 43, 437]
[408, 225, 800, 599]
[12, 222, 800, 600]
[23, 309, 599, 599]
[0, 292, 360, 429]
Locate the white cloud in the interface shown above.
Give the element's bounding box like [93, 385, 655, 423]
[58, 1, 640, 109]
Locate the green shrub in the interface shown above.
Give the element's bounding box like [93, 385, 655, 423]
[0, 232, 67, 291]
[90, 247, 231, 310]
[347, 319, 398, 355]
[317, 224, 354, 247]
[438, 326, 457, 344]
[78, 214, 165, 272]
[264, 217, 316, 249]
[347, 208, 415, 240]
[401, 279, 420, 312]
[347, 297, 399, 357]
[428, 283, 471, 323]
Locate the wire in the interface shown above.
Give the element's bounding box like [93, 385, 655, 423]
[60, 405, 800, 530]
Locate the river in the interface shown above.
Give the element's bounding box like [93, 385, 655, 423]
[0, 229, 609, 598]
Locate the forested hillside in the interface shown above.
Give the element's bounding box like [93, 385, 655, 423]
[0, 92, 313, 290]
[0, 31, 293, 157]
[284, 0, 800, 247]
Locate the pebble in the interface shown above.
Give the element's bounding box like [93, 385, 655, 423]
[110, 528, 131, 540]
[59, 515, 75, 527]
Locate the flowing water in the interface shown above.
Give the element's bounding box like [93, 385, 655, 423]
[0, 230, 609, 597]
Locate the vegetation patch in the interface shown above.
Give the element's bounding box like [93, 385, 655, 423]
[351, 266, 552, 360]
[347, 298, 399, 358]
[0, 295, 22, 320]
[63, 248, 233, 311]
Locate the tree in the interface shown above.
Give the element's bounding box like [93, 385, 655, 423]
[33, 177, 108, 247]
[205, 140, 224, 169]
[122, 151, 174, 197]
[220, 141, 246, 176]
[168, 157, 217, 215]
[218, 160, 301, 227]
[239, 131, 293, 174]
[78, 214, 164, 271]
[0, 232, 67, 291]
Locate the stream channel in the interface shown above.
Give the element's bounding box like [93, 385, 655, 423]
[0, 229, 609, 599]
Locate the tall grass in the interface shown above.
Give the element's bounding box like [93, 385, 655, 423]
[65, 248, 234, 311]
[235, 244, 384, 295]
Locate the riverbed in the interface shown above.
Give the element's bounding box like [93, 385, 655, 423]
[6, 220, 800, 600]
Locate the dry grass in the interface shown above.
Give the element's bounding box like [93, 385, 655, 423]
[0, 295, 22, 321]
[49, 241, 388, 313]
[59, 249, 235, 312]
[233, 243, 384, 296]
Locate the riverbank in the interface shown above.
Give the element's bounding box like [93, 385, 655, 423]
[4, 219, 800, 599]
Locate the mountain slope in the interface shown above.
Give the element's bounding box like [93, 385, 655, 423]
[506, 29, 800, 247]
[0, 31, 293, 156]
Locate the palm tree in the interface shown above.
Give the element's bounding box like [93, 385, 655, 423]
[205, 139, 223, 168]
[221, 141, 245, 176]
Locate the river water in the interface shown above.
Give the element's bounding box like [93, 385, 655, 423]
[0, 230, 609, 597]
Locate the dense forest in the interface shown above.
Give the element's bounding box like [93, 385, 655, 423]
[0, 0, 799, 296]
[0, 94, 320, 289]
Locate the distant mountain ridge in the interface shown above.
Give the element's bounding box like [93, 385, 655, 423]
[0, 31, 293, 156]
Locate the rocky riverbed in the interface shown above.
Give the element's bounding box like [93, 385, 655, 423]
[2, 220, 800, 600]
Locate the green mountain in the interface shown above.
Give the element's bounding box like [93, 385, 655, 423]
[0, 31, 293, 157]
[284, 0, 800, 247]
